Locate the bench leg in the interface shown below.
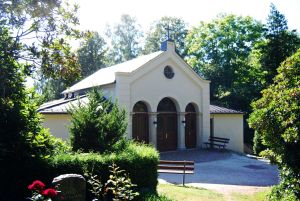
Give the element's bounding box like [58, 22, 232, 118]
[183, 172, 185, 186]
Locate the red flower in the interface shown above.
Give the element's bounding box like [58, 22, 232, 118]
[28, 180, 45, 191]
[42, 188, 58, 197]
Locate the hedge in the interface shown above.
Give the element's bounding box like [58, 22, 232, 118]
[47, 143, 159, 198]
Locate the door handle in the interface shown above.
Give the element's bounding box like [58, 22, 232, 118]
[166, 133, 168, 139]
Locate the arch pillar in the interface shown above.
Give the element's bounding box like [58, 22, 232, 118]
[149, 113, 157, 148]
[178, 113, 186, 150]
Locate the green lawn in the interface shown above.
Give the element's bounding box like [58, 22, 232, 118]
[156, 183, 271, 201]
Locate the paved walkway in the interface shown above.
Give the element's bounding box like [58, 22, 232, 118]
[159, 149, 279, 194]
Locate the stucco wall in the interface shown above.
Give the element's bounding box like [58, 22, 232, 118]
[116, 47, 210, 149]
[210, 114, 244, 153]
[42, 114, 71, 140]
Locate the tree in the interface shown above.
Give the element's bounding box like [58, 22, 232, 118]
[0, 0, 82, 84]
[248, 49, 300, 200]
[69, 89, 127, 153]
[78, 31, 108, 77]
[260, 3, 300, 85]
[0, 23, 65, 200]
[143, 16, 188, 56]
[185, 14, 264, 112]
[106, 14, 143, 64]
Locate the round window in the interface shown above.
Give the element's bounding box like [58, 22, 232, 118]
[164, 66, 174, 79]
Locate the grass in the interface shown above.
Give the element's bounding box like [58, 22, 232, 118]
[157, 183, 225, 201]
[155, 183, 271, 201]
[230, 189, 271, 201]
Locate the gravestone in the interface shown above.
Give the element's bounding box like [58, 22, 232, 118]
[52, 174, 86, 201]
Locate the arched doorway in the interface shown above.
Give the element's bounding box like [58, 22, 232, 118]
[185, 103, 197, 148]
[132, 101, 149, 143]
[157, 98, 178, 151]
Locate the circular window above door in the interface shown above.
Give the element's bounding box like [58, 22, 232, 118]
[164, 66, 174, 79]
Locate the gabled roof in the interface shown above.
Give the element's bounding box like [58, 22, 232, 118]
[38, 96, 243, 115]
[62, 51, 163, 94]
[210, 105, 243, 114]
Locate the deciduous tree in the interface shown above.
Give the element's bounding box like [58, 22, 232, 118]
[78, 31, 107, 77]
[106, 14, 143, 64]
[185, 14, 264, 112]
[248, 49, 300, 200]
[143, 16, 188, 56]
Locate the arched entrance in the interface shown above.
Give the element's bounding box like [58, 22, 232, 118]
[185, 103, 197, 148]
[157, 98, 178, 151]
[132, 101, 149, 143]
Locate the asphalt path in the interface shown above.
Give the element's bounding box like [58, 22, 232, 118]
[159, 149, 279, 188]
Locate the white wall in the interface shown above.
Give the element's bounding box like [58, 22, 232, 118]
[42, 114, 71, 140]
[210, 114, 244, 153]
[115, 48, 210, 149]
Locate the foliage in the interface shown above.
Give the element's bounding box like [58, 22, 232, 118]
[259, 3, 300, 85]
[49, 143, 159, 200]
[144, 16, 188, 56]
[78, 31, 108, 78]
[34, 77, 66, 103]
[85, 172, 103, 201]
[248, 49, 300, 200]
[68, 89, 127, 153]
[252, 131, 266, 155]
[0, 24, 67, 201]
[0, 0, 82, 83]
[185, 14, 264, 112]
[141, 193, 172, 201]
[105, 163, 139, 201]
[106, 14, 143, 64]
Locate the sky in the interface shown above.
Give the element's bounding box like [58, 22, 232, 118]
[72, 0, 300, 34]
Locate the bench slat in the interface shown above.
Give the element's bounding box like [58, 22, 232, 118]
[159, 160, 194, 165]
[158, 170, 194, 174]
[209, 136, 230, 141]
[208, 139, 229, 143]
[158, 165, 194, 171]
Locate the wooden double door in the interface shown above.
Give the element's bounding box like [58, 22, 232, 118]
[157, 113, 178, 151]
[132, 113, 149, 143]
[185, 103, 197, 148]
[132, 101, 149, 143]
[185, 112, 197, 148]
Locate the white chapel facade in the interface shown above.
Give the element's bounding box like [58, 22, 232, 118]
[38, 40, 244, 152]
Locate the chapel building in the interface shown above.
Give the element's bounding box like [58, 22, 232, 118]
[38, 39, 244, 152]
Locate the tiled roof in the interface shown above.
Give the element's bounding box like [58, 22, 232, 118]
[62, 51, 163, 94]
[210, 105, 243, 114]
[39, 96, 243, 115]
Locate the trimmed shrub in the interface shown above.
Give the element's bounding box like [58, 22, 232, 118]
[68, 89, 127, 153]
[47, 143, 159, 200]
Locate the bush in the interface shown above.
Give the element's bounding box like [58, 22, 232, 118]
[0, 25, 70, 201]
[249, 49, 300, 200]
[268, 166, 300, 200]
[252, 131, 266, 155]
[48, 143, 159, 200]
[68, 89, 127, 153]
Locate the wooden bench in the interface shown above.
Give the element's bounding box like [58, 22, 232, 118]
[204, 136, 230, 149]
[158, 160, 194, 185]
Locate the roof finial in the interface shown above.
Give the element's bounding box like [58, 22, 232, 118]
[165, 25, 173, 41]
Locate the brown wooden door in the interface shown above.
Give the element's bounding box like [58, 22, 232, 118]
[132, 113, 149, 143]
[157, 113, 177, 151]
[132, 101, 149, 144]
[185, 112, 196, 148]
